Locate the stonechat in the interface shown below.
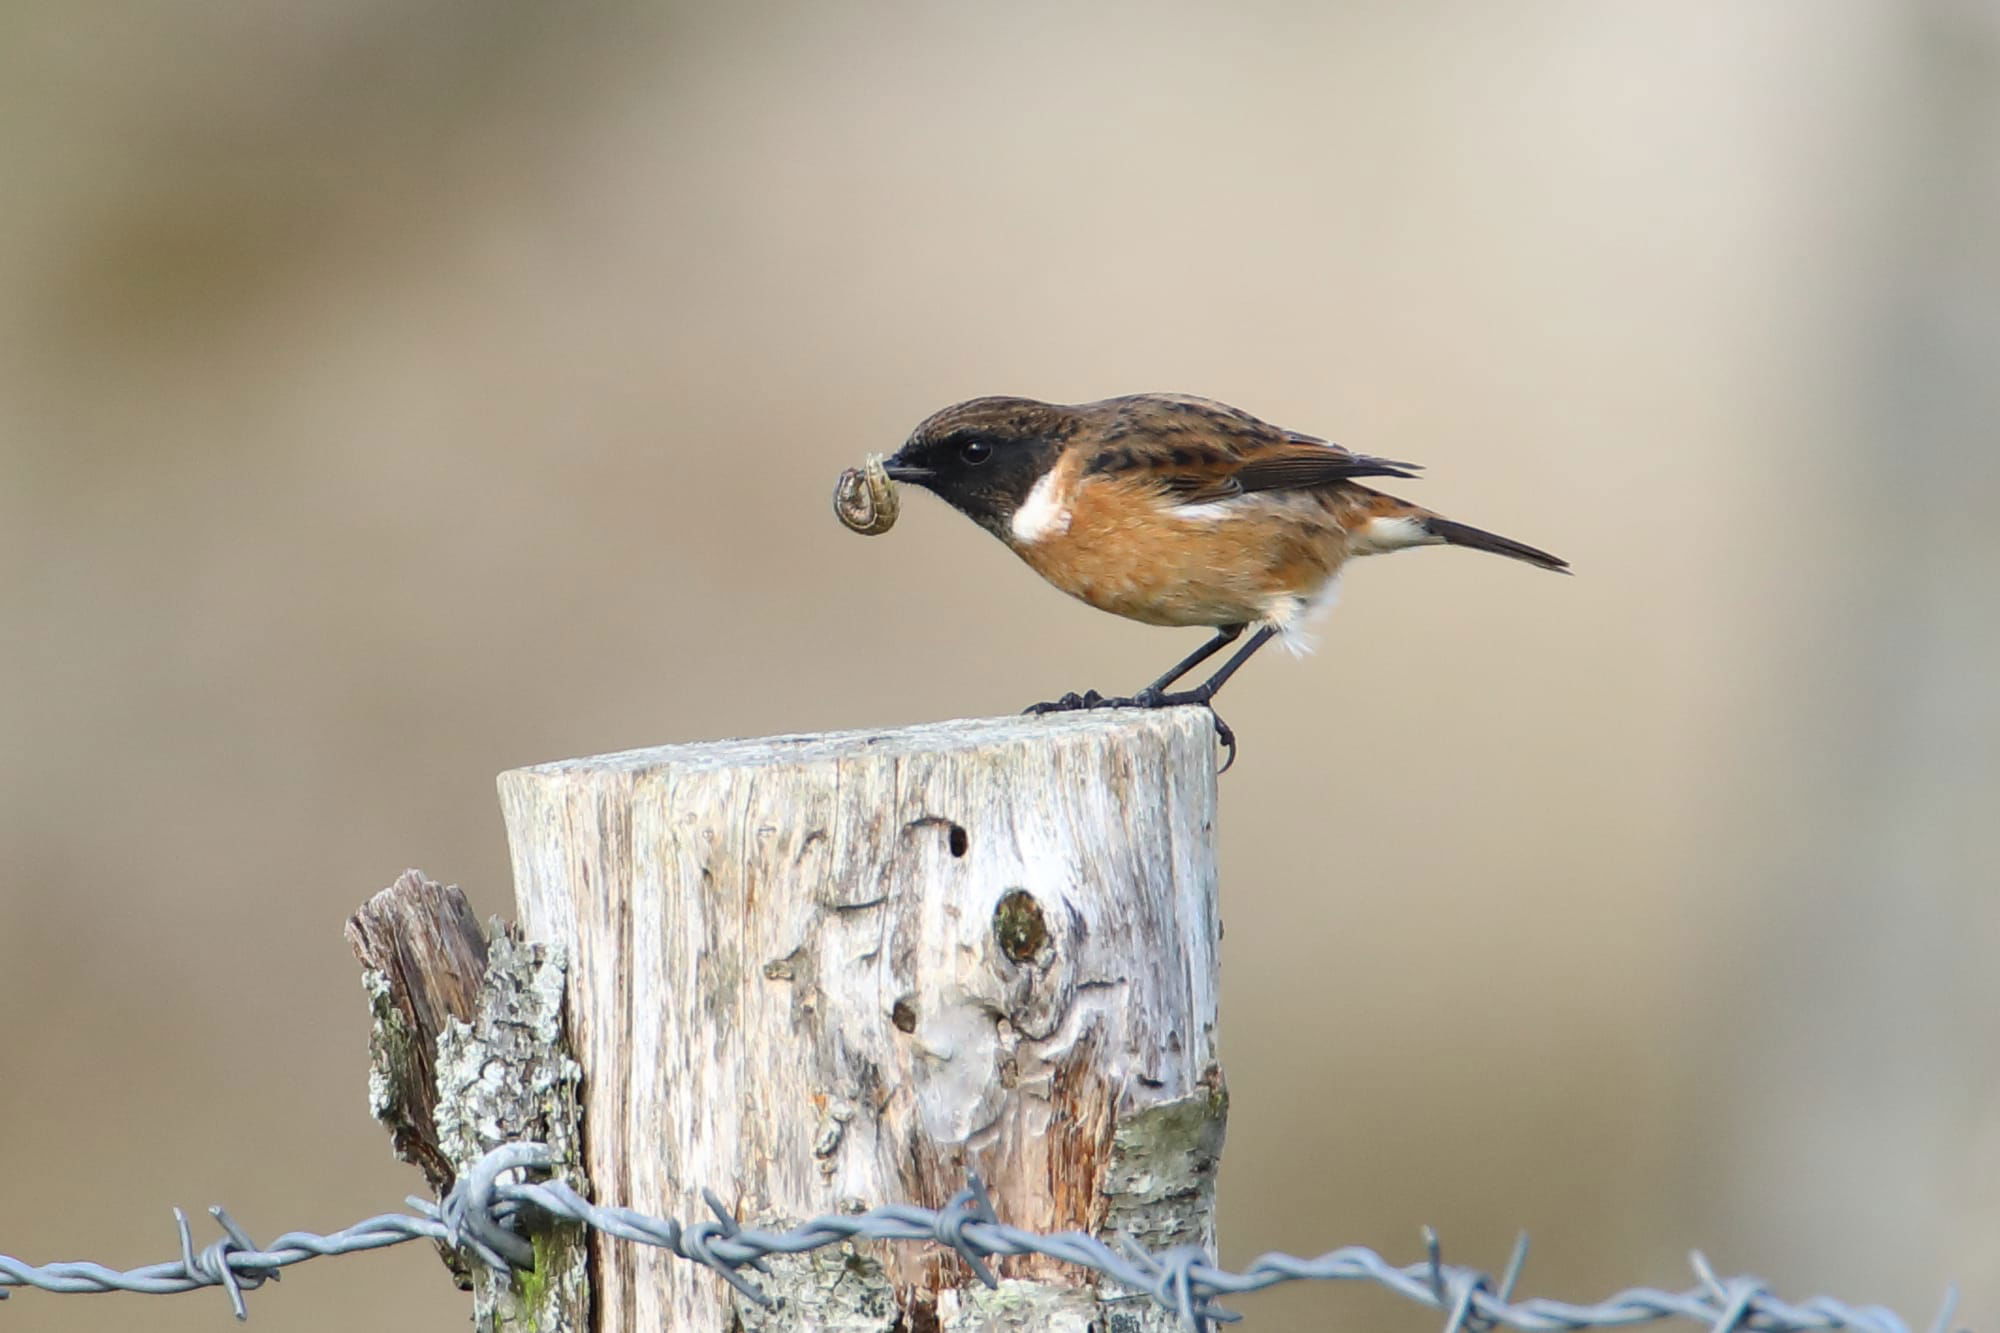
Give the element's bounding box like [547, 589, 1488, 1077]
[880, 393, 1567, 765]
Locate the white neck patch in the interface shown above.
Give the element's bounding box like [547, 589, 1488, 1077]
[1009, 469, 1071, 544]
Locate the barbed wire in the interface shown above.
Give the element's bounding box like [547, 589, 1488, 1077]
[0, 1141, 1961, 1332]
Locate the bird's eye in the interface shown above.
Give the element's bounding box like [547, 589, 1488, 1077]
[959, 439, 993, 465]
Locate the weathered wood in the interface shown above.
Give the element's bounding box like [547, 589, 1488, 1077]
[345, 870, 490, 1197]
[499, 709, 1226, 1332]
[347, 871, 588, 1333]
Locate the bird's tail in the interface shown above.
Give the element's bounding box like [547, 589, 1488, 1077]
[1423, 516, 1570, 573]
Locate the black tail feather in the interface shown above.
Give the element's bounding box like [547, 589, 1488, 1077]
[1424, 517, 1570, 572]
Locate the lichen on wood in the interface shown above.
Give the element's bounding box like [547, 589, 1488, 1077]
[435, 924, 587, 1333]
[730, 1215, 901, 1333]
[348, 870, 586, 1333]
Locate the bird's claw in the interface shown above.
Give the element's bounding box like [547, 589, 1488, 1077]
[1207, 707, 1238, 773]
[1147, 691, 1237, 771]
[1025, 688, 1142, 715]
[1023, 690, 1104, 715]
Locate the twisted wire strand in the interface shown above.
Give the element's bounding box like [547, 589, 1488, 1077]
[0, 1141, 1957, 1333]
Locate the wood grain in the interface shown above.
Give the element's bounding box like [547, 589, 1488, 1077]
[345, 869, 490, 1197]
[500, 708, 1226, 1331]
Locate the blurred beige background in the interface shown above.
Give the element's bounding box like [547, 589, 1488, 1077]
[3, 2, 1995, 1330]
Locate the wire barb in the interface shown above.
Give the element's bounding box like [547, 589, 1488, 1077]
[0, 1140, 1942, 1331]
[932, 1173, 1001, 1289]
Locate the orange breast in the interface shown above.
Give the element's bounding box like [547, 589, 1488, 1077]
[1008, 477, 1352, 627]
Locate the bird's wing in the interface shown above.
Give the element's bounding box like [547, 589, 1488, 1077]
[1090, 395, 1421, 504]
[1231, 446, 1423, 492]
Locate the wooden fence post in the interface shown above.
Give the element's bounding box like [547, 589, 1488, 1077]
[498, 708, 1227, 1331]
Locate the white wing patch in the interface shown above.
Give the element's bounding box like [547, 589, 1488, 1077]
[1163, 500, 1238, 522]
[1009, 469, 1072, 543]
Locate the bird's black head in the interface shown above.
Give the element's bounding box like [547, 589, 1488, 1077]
[885, 397, 1077, 540]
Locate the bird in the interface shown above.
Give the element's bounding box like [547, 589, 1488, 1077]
[880, 393, 1567, 766]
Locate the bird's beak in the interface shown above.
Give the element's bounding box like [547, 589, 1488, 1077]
[883, 462, 934, 484]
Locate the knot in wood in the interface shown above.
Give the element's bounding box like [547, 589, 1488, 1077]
[992, 889, 1049, 964]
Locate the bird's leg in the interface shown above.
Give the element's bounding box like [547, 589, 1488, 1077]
[1135, 624, 1245, 699]
[1148, 625, 1279, 707]
[1137, 626, 1277, 771]
[1023, 626, 1242, 716]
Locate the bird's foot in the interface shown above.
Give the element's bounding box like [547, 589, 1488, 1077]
[1022, 688, 1238, 771]
[1022, 690, 1107, 715]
